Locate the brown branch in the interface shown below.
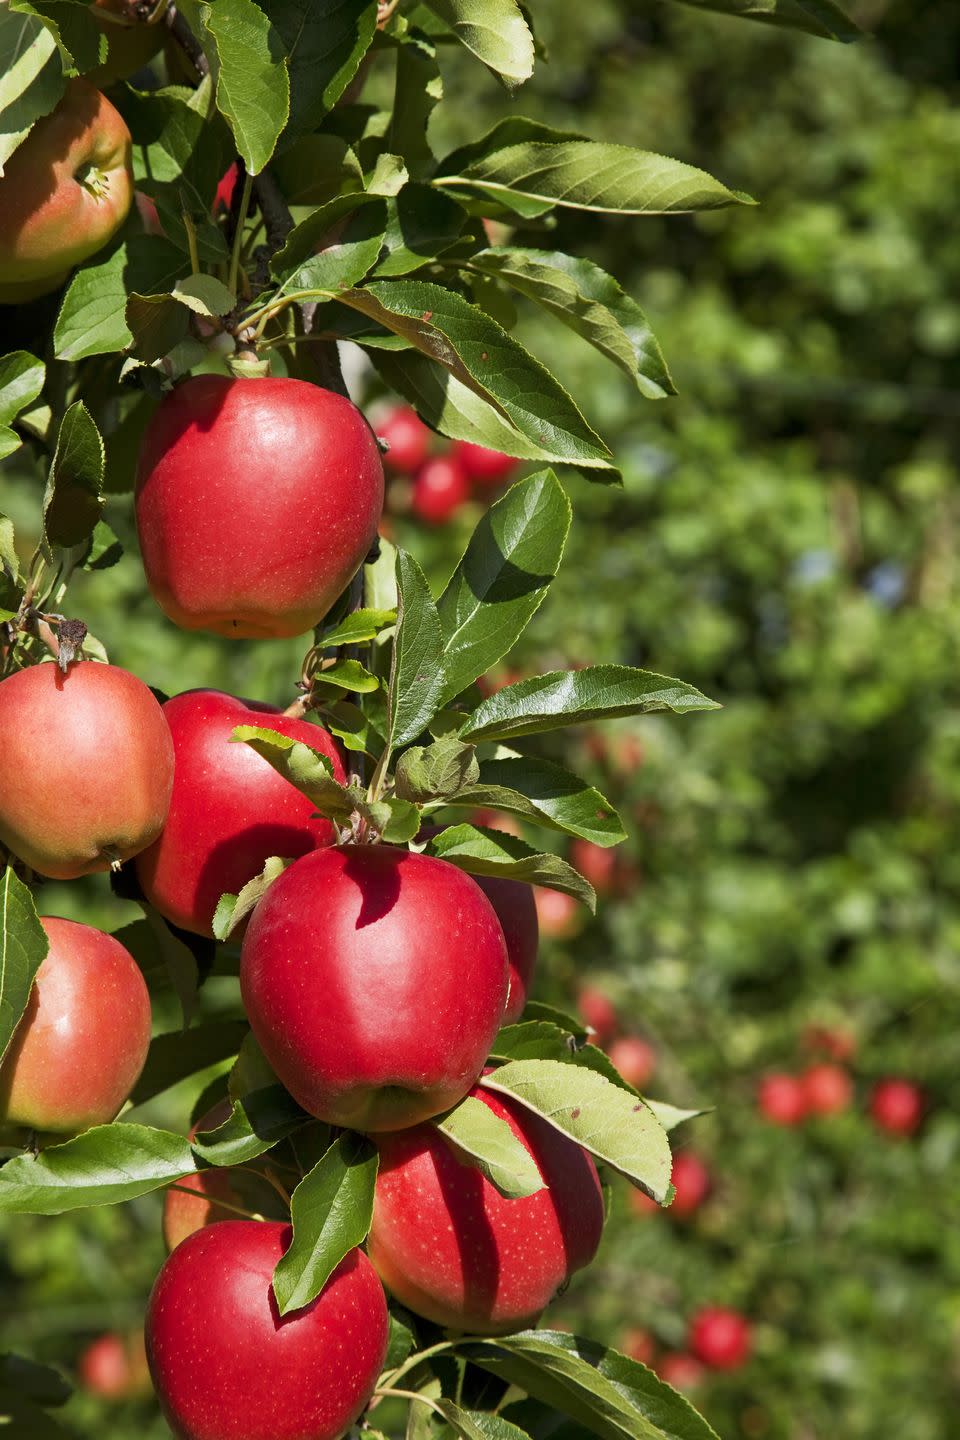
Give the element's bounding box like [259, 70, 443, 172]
[164, 3, 209, 77]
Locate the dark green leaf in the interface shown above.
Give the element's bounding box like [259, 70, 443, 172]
[389, 32, 442, 178]
[192, 1085, 309, 1167]
[666, 0, 858, 42]
[54, 235, 186, 361]
[0, 1351, 71, 1407]
[427, 824, 595, 910]
[143, 908, 199, 1031]
[433, 1094, 545, 1198]
[43, 401, 103, 547]
[437, 1401, 532, 1440]
[394, 735, 479, 802]
[0, 868, 48, 1066]
[0, 10, 65, 171]
[0, 1124, 197, 1214]
[387, 549, 447, 751]
[376, 185, 471, 277]
[203, 0, 290, 175]
[125, 291, 190, 364]
[284, 199, 388, 294]
[265, 0, 378, 143]
[446, 756, 624, 846]
[272, 1132, 378, 1314]
[521, 1000, 589, 1039]
[128, 1019, 250, 1107]
[0, 350, 44, 429]
[81, 518, 123, 571]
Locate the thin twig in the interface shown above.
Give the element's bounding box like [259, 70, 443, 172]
[163, 3, 209, 75]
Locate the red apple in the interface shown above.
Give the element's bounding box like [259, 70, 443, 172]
[801, 1062, 853, 1116]
[450, 440, 518, 488]
[213, 162, 239, 214]
[473, 875, 538, 1025]
[135, 376, 384, 639]
[535, 886, 582, 941]
[411, 456, 470, 525]
[570, 839, 618, 896]
[757, 1072, 807, 1127]
[146, 1222, 388, 1440]
[376, 405, 431, 474]
[0, 917, 151, 1134]
[135, 689, 345, 937]
[577, 986, 618, 1046]
[620, 1328, 656, 1367]
[78, 1330, 150, 1400]
[367, 1082, 604, 1333]
[608, 1036, 656, 1090]
[240, 846, 509, 1131]
[656, 1353, 704, 1392]
[669, 1151, 711, 1218]
[688, 1307, 751, 1370]
[0, 660, 173, 880]
[870, 1077, 924, 1137]
[0, 79, 133, 302]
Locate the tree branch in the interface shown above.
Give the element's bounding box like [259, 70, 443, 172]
[163, 4, 209, 77]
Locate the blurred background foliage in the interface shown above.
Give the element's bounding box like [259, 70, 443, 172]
[2, 0, 959, 1436]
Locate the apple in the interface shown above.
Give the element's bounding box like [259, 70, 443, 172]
[146, 1222, 388, 1440]
[620, 1328, 656, 1366]
[240, 845, 509, 1131]
[135, 376, 384, 639]
[0, 917, 151, 1134]
[213, 161, 239, 214]
[757, 1072, 807, 1127]
[608, 1036, 655, 1090]
[376, 405, 431, 474]
[450, 440, 518, 488]
[473, 875, 538, 1025]
[367, 1082, 604, 1333]
[78, 1330, 150, 1400]
[656, 1353, 704, 1392]
[0, 660, 173, 880]
[669, 1151, 711, 1218]
[88, 1, 164, 87]
[411, 456, 471, 525]
[688, 1307, 751, 1371]
[577, 986, 618, 1046]
[135, 689, 345, 937]
[570, 839, 618, 896]
[801, 1062, 853, 1116]
[0, 80, 132, 303]
[870, 1077, 924, 1137]
[535, 886, 583, 941]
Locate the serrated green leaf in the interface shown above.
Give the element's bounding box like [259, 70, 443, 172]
[387, 549, 447, 752]
[202, 0, 290, 174]
[379, 797, 421, 844]
[54, 236, 186, 361]
[0, 11, 64, 172]
[172, 273, 237, 317]
[43, 401, 104, 547]
[436, 1401, 532, 1440]
[433, 1094, 545, 1198]
[284, 199, 387, 294]
[489, 1024, 641, 1096]
[423, 0, 534, 88]
[272, 1132, 378, 1314]
[445, 756, 624, 846]
[0, 350, 44, 427]
[0, 869, 48, 1067]
[264, 0, 377, 142]
[427, 824, 595, 911]
[0, 1124, 197, 1214]
[319, 606, 396, 647]
[125, 290, 190, 364]
[394, 736, 479, 802]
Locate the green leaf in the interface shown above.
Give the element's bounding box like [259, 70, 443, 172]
[212, 856, 289, 942]
[202, 0, 290, 174]
[272, 192, 379, 280]
[284, 199, 388, 294]
[436, 1401, 532, 1440]
[446, 756, 624, 846]
[384, 1310, 416, 1370]
[81, 518, 123, 572]
[423, 0, 534, 87]
[481, 1061, 672, 1200]
[318, 606, 396, 647]
[645, 1100, 711, 1133]
[230, 724, 354, 819]
[0, 514, 24, 618]
[128, 1019, 249, 1107]
[0, 350, 44, 428]
[192, 1084, 309, 1167]
[394, 735, 479, 802]
[54, 236, 187, 361]
[459, 1330, 721, 1440]
[468, 249, 674, 400]
[272, 1132, 378, 1315]
[311, 658, 381, 694]
[433, 1094, 545, 1199]
[378, 797, 421, 844]
[460, 666, 720, 742]
[143, 909, 199, 1032]
[389, 31, 442, 178]
[436, 140, 754, 216]
[43, 401, 104, 548]
[427, 824, 596, 911]
[666, 0, 858, 42]
[125, 291, 190, 364]
[0, 1351, 71, 1407]
[0, 869, 48, 1067]
[0, 1124, 197, 1214]
[489, 1024, 641, 1096]
[375, 185, 470, 278]
[435, 471, 569, 705]
[437, 118, 585, 180]
[264, 0, 378, 143]
[172, 273, 238, 317]
[521, 1001, 588, 1039]
[0, 10, 64, 172]
[320, 699, 381, 757]
[387, 549, 447, 752]
[339, 281, 614, 471]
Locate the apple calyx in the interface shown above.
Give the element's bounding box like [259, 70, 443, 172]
[75, 163, 112, 201]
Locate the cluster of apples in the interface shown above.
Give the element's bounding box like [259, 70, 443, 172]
[622, 1305, 752, 1393]
[378, 405, 520, 525]
[0, 370, 616, 1439]
[757, 1028, 924, 1136]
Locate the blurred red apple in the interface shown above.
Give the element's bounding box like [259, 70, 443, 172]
[570, 838, 619, 896]
[757, 1072, 807, 1126]
[450, 440, 518, 487]
[535, 887, 582, 941]
[870, 1077, 924, 1137]
[621, 1328, 656, 1366]
[608, 1036, 656, 1090]
[656, 1353, 705, 1392]
[78, 1330, 150, 1400]
[376, 405, 431, 474]
[689, 1307, 751, 1370]
[411, 456, 470, 525]
[801, 1062, 853, 1116]
[578, 986, 618, 1045]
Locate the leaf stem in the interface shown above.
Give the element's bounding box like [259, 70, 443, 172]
[182, 202, 201, 277]
[373, 1388, 446, 1419]
[377, 1340, 454, 1390]
[166, 1184, 262, 1222]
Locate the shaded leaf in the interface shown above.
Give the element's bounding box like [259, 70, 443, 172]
[387, 549, 447, 752]
[433, 1094, 545, 1198]
[426, 824, 595, 911]
[394, 736, 479, 802]
[446, 755, 624, 846]
[128, 1019, 249, 1107]
[213, 856, 289, 942]
[43, 401, 103, 547]
[192, 1084, 309, 1167]
[0, 869, 48, 1066]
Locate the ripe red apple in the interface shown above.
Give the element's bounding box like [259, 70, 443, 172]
[656, 1353, 704, 1392]
[620, 1328, 656, 1366]
[376, 405, 431, 474]
[78, 1330, 150, 1400]
[870, 1077, 924, 1137]
[411, 456, 470, 525]
[135, 376, 384, 639]
[135, 689, 345, 937]
[577, 986, 618, 1046]
[0, 80, 132, 302]
[801, 1062, 853, 1116]
[0, 660, 173, 879]
[688, 1307, 751, 1371]
[608, 1036, 656, 1090]
[473, 876, 538, 1025]
[240, 845, 509, 1131]
[450, 440, 518, 488]
[213, 162, 239, 214]
[0, 917, 151, 1134]
[146, 1222, 388, 1440]
[368, 1082, 604, 1333]
[535, 886, 582, 942]
[88, 1, 164, 87]
[570, 839, 618, 896]
[757, 1072, 807, 1127]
